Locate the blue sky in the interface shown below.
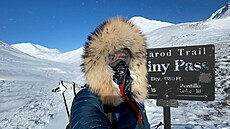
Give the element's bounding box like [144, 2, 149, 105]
[0, 0, 229, 52]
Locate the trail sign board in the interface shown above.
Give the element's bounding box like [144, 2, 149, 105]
[147, 44, 215, 101]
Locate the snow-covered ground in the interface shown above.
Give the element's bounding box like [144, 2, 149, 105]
[0, 43, 84, 129]
[1, 2, 230, 129]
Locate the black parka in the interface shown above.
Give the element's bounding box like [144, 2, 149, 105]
[69, 88, 150, 129]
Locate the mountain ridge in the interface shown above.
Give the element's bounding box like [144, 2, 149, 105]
[208, 1, 230, 20]
[11, 43, 62, 60]
[129, 16, 174, 34]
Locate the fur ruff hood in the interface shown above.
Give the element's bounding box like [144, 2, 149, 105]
[81, 17, 148, 106]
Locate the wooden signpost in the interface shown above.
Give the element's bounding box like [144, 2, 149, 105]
[147, 44, 215, 129]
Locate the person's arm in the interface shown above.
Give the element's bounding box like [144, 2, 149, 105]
[69, 88, 110, 129]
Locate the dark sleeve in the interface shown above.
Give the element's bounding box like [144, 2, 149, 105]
[138, 103, 150, 129]
[69, 88, 110, 129]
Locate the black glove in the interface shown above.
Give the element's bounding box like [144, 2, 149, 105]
[110, 60, 132, 97]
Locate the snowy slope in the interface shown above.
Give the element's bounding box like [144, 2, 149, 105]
[145, 17, 230, 48]
[11, 43, 62, 60]
[51, 47, 83, 64]
[0, 42, 84, 129]
[143, 17, 230, 128]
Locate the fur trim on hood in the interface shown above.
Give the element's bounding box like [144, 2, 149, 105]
[81, 17, 148, 106]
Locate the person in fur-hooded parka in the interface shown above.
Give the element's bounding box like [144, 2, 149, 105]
[81, 17, 148, 107]
[69, 17, 150, 129]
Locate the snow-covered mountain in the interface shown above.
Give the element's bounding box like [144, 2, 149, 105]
[0, 41, 38, 59]
[51, 47, 83, 64]
[1, 2, 230, 128]
[130, 16, 174, 35]
[0, 41, 8, 46]
[11, 43, 83, 64]
[11, 43, 62, 60]
[208, 2, 230, 20]
[146, 17, 230, 48]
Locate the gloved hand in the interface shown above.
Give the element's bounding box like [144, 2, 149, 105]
[110, 60, 132, 97]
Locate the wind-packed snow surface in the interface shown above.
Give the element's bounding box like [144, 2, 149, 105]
[1, 3, 230, 129]
[0, 43, 84, 129]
